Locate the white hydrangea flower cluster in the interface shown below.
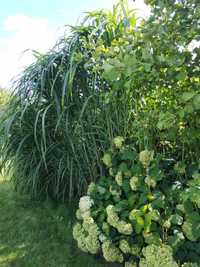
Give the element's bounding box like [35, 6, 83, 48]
[73, 223, 88, 252]
[109, 186, 121, 197]
[139, 150, 154, 168]
[87, 182, 96, 195]
[85, 234, 100, 254]
[140, 244, 178, 267]
[119, 239, 131, 254]
[130, 176, 139, 191]
[102, 240, 124, 263]
[117, 220, 133, 235]
[73, 139, 165, 267]
[113, 136, 125, 149]
[115, 171, 123, 186]
[99, 233, 107, 242]
[145, 175, 157, 188]
[79, 196, 94, 212]
[106, 205, 119, 227]
[102, 153, 112, 167]
[106, 205, 133, 235]
[119, 239, 140, 257]
[73, 211, 100, 255]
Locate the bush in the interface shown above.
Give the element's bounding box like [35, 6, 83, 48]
[90, 0, 200, 168]
[73, 137, 200, 266]
[0, 0, 199, 205]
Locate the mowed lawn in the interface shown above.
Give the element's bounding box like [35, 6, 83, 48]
[0, 176, 119, 267]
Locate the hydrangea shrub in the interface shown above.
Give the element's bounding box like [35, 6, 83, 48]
[73, 137, 200, 266]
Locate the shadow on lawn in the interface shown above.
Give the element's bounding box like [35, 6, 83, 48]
[0, 179, 121, 267]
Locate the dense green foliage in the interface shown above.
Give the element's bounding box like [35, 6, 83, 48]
[0, 0, 199, 266]
[73, 138, 200, 266]
[1, 0, 199, 201]
[91, 0, 200, 163]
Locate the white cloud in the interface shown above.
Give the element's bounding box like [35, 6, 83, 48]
[132, 0, 151, 19]
[0, 14, 62, 88]
[0, 1, 150, 89]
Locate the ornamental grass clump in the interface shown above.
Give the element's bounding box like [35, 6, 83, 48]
[73, 137, 200, 266]
[0, 1, 136, 201]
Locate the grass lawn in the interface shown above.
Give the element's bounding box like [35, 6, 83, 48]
[0, 176, 120, 267]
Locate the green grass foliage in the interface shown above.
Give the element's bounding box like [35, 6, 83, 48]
[0, 178, 120, 267]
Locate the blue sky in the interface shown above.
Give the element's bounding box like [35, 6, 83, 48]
[0, 0, 149, 88]
[0, 0, 116, 36]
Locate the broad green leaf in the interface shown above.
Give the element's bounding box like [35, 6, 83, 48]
[129, 209, 143, 221]
[144, 213, 152, 233]
[181, 92, 196, 102]
[176, 70, 187, 81]
[157, 112, 176, 130]
[182, 220, 200, 241]
[170, 214, 183, 225]
[193, 94, 200, 110]
[135, 216, 144, 234]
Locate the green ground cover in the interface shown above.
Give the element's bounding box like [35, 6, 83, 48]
[0, 176, 119, 267]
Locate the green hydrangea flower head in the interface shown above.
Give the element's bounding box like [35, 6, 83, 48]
[73, 223, 82, 240]
[102, 240, 124, 263]
[99, 233, 107, 242]
[109, 186, 121, 197]
[87, 182, 96, 195]
[145, 176, 156, 188]
[81, 210, 91, 219]
[115, 171, 123, 186]
[119, 239, 131, 254]
[82, 216, 94, 230]
[102, 153, 112, 167]
[130, 176, 139, 191]
[77, 233, 88, 252]
[139, 150, 154, 168]
[139, 244, 178, 267]
[113, 136, 125, 149]
[83, 217, 99, 237]
[85, 234, 100, 254]
[163, 219, 171, 229]
[76, 209, 83, 220]
[73, 223, 88, 253]
[106, 205, 119, 227]
[117, 220, 133, 235]
[131, 244, 141, 256]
